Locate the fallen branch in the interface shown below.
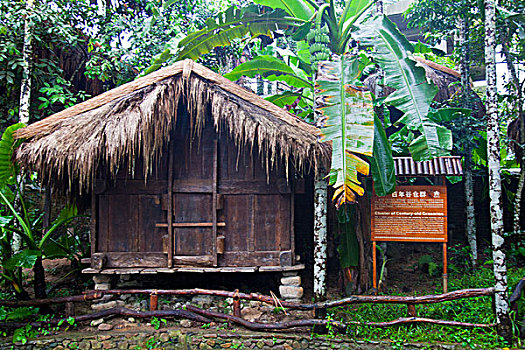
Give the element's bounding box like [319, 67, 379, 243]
[0, 307, 211, 329]
[361, 317, 496, 328]
[185, 305, 347, 331]
[0, 291, 104, 307]
[186, 305, 496, 330]
[312, 288, 496, 309]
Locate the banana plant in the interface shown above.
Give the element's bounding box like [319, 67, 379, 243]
[146, 0, 457, 205]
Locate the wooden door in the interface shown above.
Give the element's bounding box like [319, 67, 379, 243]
[169, 125, 219, 267]
[217, 133, 293, 267]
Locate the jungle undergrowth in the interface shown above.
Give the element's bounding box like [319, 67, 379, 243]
[320, 265, 525, 349]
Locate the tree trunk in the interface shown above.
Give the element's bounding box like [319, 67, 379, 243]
[501, 42, 525, 234]
[19, 0, 33, 125]
[464, 154, 477, 267]
[14, 0, 35, 256]
[458, 15, 478, 266]
[33, 187, 51, 299]
[514, 169, 525, 233]
[484, 0, 511, 339]
[313, 178, 328, 301]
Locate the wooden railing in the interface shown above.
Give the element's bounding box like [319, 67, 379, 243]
[0, 287, 498, 331]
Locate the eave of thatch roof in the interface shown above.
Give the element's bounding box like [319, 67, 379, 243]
[14, 59, 329, 193]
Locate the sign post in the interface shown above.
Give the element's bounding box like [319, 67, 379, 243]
[371, 185, 448, 292]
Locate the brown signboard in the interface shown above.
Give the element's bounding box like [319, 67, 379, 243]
[371, 185, 447, 242]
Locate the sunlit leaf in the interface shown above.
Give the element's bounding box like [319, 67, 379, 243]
[254, 0, 314, 20]
[316, 55, 374, 207]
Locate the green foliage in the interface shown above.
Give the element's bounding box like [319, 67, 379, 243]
[417, 255, 440, 277]
[317, 56, 374, 205]
[368, 115, 395, 196]
[0, 0, 91, 125]
[358, 16, 453, 162]
[175, 5, 302, 62]
[253, 0, 314, 20]
[0, 126, 85, 298]
[327, 265, 525, 349]
[0, 123, 24, 185]
[224, 55, 312, 88]
[150, 316, 167, 330]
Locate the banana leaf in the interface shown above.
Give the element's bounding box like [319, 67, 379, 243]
[265, 91, 309, 108]
[254, 0, 314, 20]
[367, 115, 395, 196]
[0, 123, 25, 186]
[316, 56, 374, 207]
[176, 6, 303, 61]
[356, 16, 453, 161]
[224, 55, 313, 89]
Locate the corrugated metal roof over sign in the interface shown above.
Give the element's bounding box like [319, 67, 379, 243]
[394, 156, 463, 176]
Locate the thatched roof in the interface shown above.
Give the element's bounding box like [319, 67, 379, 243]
[14, 59, 329, 193]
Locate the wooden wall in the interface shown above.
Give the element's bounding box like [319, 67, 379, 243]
[92, 112, 307, 269]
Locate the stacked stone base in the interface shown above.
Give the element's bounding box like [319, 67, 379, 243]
[278, 272, 303, 302]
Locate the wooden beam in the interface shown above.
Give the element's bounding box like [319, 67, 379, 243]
[156, 223, 226, 228]
[167, 141, 174, 268]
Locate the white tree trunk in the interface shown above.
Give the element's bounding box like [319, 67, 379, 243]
[458, 16, 478, 267]
[484, 0, 511, 338]
[13, 0, 35, 254]
[19, 0, 34, 125]
[313, 178, 328, 301]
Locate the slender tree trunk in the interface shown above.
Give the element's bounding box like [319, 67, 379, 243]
[313, 178, 328, 301]
[484, 0, 512, 339]
[33, 187, 51, 300]
[501, 42, 525, 234]
[464, 155, 477, 266]
[19, 0, 33, 125]
[458, 15, 478, 267]
[514, 165, 525, 234]
[14, 0, 34, 256]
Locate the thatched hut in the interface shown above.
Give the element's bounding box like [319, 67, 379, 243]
[14, 60, 329, 298]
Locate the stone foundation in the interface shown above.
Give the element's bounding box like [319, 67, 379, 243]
[0, 328, 465, 349]
[278, 272, 303, 302]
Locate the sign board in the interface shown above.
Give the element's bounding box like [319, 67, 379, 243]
[371, 185, 447, 242]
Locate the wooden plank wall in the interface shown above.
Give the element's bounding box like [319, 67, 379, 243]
[94, 114, 299, 269]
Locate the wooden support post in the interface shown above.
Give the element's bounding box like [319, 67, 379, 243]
[90, 191, 97, 266]
[150, 293, 158, 311]
[313, 178, 328, 302]
[372, 241, 377, 292]
[65, 302, 74, 317]
[212, 140, 218, 266]
[233, 289, 241, 318]
[407, 304, 416, 317]
[443, 242, 448, 293]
